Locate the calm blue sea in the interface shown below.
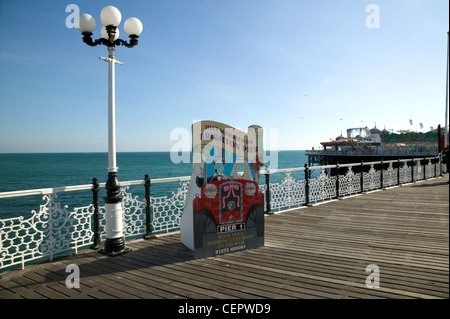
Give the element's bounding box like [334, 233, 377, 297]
[0, 151, 309, 219]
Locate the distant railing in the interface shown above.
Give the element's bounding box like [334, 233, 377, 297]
[305, 149, 438, 157]
[260, 156, 446, 213]
[0, 156, 447, 272]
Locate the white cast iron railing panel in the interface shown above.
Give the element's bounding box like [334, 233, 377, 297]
[383, 166, 397, 188]
[268, 172, 306, 212]
[120, 186, 146, 238]
[425, 161, 434, 179]
[413, 163, 421, 182]
[339, 167, 361, 196]
[400, 164, 412, 184]
[363, 165, 381, 192]
[151, 180, 189, 234]
[36, 195, 93, 260]
[309, 170, 336, 203]
[0, 193, 93, 270]
[0, 214, 43, 270]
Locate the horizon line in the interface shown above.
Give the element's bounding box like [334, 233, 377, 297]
[0, 149, 306, 155]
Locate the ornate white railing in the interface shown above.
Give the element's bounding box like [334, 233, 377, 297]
[0, 176, 190, 272]
[0, 156, 447, 272]
[260, 156, 446, 213]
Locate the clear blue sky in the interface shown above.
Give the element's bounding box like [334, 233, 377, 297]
[0, 0, 448, 153]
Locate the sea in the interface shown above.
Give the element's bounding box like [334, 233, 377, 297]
[0, 151, 309, 220]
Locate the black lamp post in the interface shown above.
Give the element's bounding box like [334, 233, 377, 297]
[77, 6, 143, 255]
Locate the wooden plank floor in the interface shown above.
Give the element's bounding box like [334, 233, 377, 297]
[1, 175, 448, 299]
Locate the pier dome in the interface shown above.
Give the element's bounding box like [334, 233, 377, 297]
[369, 124, 382, 143]
[369, 125, 382, 134]
[336, 131, 345, 140]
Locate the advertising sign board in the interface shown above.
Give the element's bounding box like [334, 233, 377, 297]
[180, 121, 265, 258]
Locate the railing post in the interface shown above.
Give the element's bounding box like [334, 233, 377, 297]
[397, 158, 401, 186]
[264, 167, 273, 215]
[305, 164, 311, 206]
[144, 174, 155, 239]
[336, 163, 340, 199]
[434, 156, 437, 177]
[380, 159, 384, 190]
[91, 177, 101, 250]
[423, 157, 426, 180]
[411, 158, 415, 182]
[360, 161, 364, 193]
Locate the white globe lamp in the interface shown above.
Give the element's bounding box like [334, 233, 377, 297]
[100, 6, 122, 27]
[124, 17, 143, 36]
[77, 13, 96, 33]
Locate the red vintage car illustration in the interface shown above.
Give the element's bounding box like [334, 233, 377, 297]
[192, 160, 265, 249]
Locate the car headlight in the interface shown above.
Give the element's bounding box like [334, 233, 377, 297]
[204, 184, 217, 198]
[245, 182, 256, 196]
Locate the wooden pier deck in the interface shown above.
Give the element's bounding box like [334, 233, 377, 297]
[1, 175, 448, 300]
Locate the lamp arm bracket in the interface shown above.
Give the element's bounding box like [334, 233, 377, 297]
[82, 32, 109, 47]
[81, 33, 139, 49]
[115, 37, 139, 48]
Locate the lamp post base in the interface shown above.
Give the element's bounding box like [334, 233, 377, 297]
[102, 172, 129, 256]
[100, 237, 131, 256]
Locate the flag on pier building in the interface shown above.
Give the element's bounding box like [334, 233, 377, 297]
[409, 119, 413, 125]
